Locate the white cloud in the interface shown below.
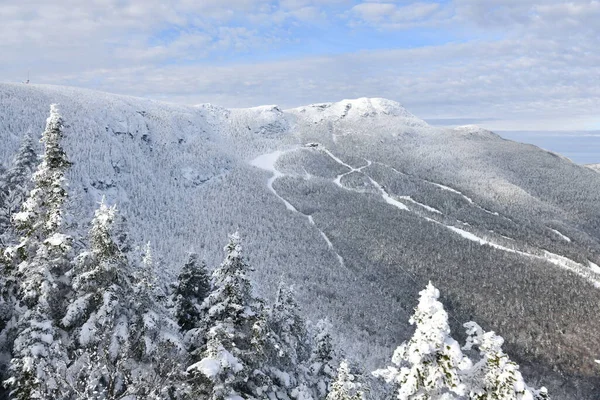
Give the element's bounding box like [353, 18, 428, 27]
[1, 0, 599, 130]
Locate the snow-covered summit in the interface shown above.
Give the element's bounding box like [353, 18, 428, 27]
[586, 164, 600, 173]
[288, 97, 428, 126]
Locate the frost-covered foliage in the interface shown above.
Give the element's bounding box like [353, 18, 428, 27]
[174, 253, 211, 334]
[309, 319, 338, 399]
[62, 200, 138, 398]
[373, 282, 469, 399]
[0, 132, 37, 246]
[327, 361, 365, 400]
[188, 233, 268, 399]
[462, 322, 548, 400]
[374, 283, 549, 400]
[4, 105, 73, 400]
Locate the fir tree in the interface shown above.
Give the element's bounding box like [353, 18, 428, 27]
[265, 283, 313, 398]
[326, 361, 365, 400]
[0, 132, 38, 246]
[462, 322, 549, 400]
[129, 242, 187, 399]
[174, 252, 211, 334]
[61, 200, 137, 398]
[4, 105, 73, 400]
[309, 319, 337, 399]
[188, 233, 268, 399]
[373, 283, 469, 400]
[269, 283, 310, 367]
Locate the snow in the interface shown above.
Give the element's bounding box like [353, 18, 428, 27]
[288, 97, 428, 127]
[399, 196, 442, 214]
[250, 150, 298, 212]
[45, 233, 70, 246]
[590, 261, 600, 274]
[550, 228, 571, 242]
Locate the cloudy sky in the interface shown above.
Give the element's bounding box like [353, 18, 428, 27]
[1, 0, 599, 130]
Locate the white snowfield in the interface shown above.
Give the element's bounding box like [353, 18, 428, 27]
[2, 83, 600, 399]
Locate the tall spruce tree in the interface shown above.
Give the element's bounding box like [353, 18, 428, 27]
[174, 252, 211, 334]
[265, 283, 313, 398]
[0, 132, 38, 246]
[462, 322, 549, 400]
[4, 105, 73, 399]
[188, 233, 268, 399]
[373, 283, 469, 400]
[129, 243, 187, 399]
[61, 200, 138, 399]
[308, 319, 337, 399]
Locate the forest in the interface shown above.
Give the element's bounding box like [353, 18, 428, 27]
[0, 106, 554, 400]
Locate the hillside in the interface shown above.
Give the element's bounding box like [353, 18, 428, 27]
[1, 83, 600, 398]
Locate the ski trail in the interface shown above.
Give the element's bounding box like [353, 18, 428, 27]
[251, 150, 346, 268]
[250, 151, 297, 211]
[550, 228, 571, 242]
[444, 225, 600, 288]
[319, 148, 410, 211]
[399, 196, 442, 214]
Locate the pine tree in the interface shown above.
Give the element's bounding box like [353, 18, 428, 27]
[373, 282, 469, 400]
[326, 361, 365, 400]
[4, 105, 73, 400]
[309, 319, 337, 399]
[174, 252, 211, 335]
[61, 200, 137, 399]
[265, 283, 313, 398]
[462, 322, 549, 400]
[269, 283, 310, 367]
[0, 132, 38, 246]
[128, 242, 188, 399]
[187, 233, 268, 399]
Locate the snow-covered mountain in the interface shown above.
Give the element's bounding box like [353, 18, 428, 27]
[1, 83, 600, 398]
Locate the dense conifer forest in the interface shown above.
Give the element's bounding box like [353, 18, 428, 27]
[0, 106, 555, 399]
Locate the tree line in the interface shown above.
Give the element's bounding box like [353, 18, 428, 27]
[0, 105, 549, 399]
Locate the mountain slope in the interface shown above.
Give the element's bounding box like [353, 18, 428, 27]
[1, 83, 599, 399]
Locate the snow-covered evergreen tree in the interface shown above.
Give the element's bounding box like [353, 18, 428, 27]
[174, 252, 211, 335]
[61, 200, 138, 398]
[188, 233, 268, 399]
[4, 105, 73, 400]
[0, 132, 38, 246]
[264, 283, 313, 398]
[128, 242, 188, 398]
[269, 283, 310, 367]
[326, 361, 365, 400]
[373, 282, 469, 400]
[308, 319, 337, 399]
[462, 322, 549, 400]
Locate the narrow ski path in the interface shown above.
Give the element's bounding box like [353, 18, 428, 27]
[250, 149, 347, 269]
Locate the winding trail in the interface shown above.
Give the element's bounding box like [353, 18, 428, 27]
[251, 149, 347, 268]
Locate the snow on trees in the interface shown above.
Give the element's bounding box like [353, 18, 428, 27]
[174, 252, 211, 337]
[326, 361, 365, 400]
[61, 199, 138, 398]
[128, 242, 187, 398]
[188, 232, 269, 399]
[309, 319, 337, 399]
[4, 105, 73, 399]
[462, 322, 549, 400]
[0, 132, 37, 246]
[373, 282, 469, 399]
